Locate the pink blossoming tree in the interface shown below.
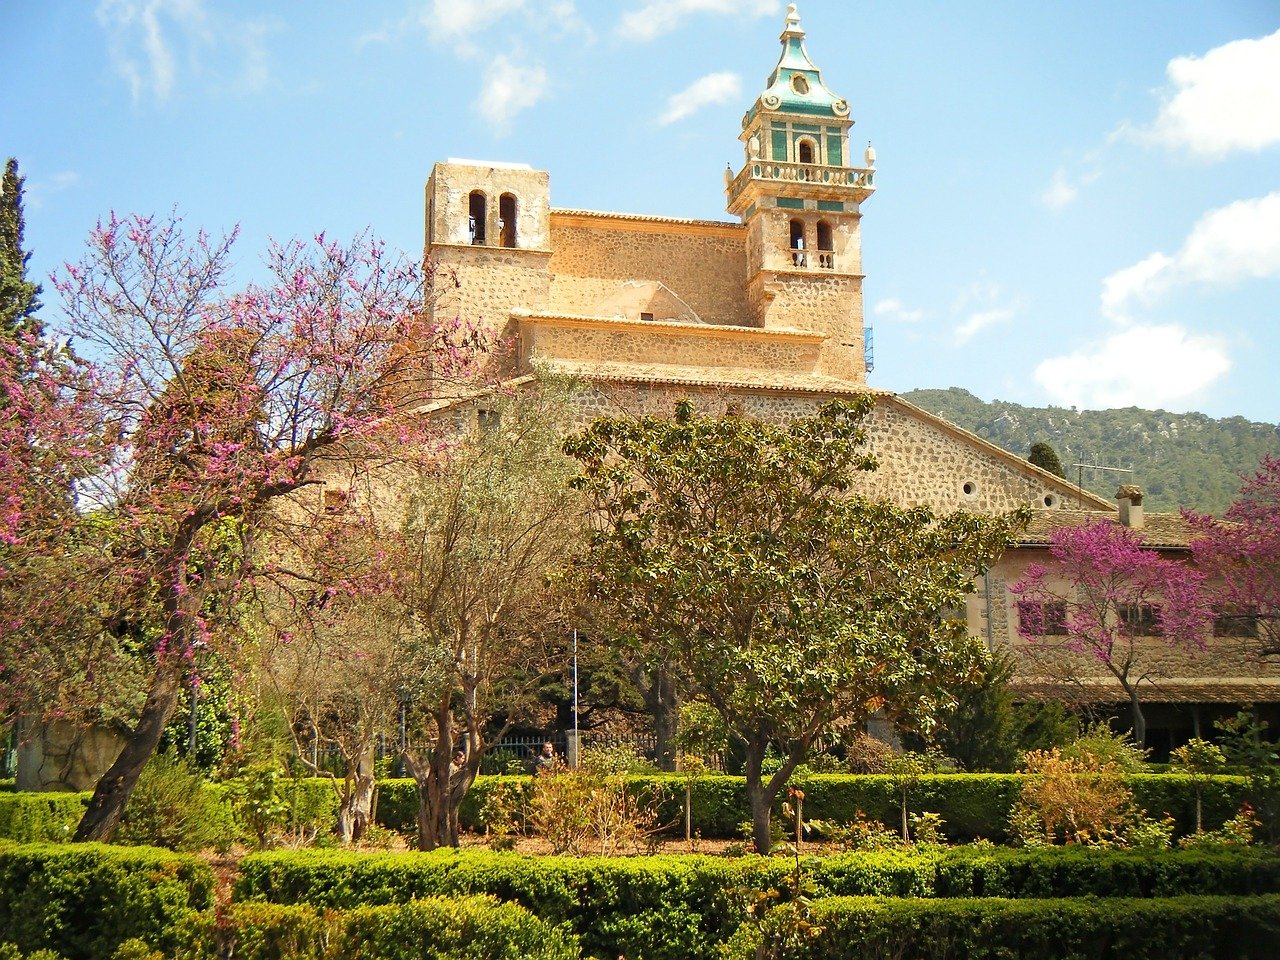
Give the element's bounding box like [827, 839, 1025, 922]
[1011, 520, 1212, 746]
[4, 212, 484, 841]
[1190, 455, 1280, 660]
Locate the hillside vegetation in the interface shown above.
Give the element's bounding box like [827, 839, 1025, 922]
[900, 388, 1280, 515]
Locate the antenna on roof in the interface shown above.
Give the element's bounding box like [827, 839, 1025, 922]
[1071, 462, 1133, 509]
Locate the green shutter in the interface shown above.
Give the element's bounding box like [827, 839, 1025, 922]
[771, 128, 789, 161]
[826, 132, 843, 166]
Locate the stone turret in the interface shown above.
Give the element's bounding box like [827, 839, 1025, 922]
[726, 3, 875, 384]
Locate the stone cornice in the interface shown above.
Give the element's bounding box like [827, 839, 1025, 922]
[515, 311, 823, 343]
[550, 209, 745, 238]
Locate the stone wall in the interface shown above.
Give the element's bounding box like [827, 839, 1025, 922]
[568, 381, 1080, 514]
[521, 316, 822, 377]
[548, 215, 751, 327]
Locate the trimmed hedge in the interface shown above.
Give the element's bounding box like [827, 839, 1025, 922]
[0, 793, 86, 843]
[0, 773, 1251, 846]
[237, 849, 763, 960]
[235, 847, 1280, 960]
[734, 894, 1280, 960]
[172, 897, 579, 960]
[0, 842, 214, 960]
[370, 773, 1251, 843]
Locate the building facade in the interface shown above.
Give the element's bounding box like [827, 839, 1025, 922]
[415, 3, 1276, 751]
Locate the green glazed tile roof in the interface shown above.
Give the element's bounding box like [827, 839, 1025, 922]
[746, 3, 850, 122]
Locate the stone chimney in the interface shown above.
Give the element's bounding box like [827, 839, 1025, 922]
[1116, 484, 1144, 529]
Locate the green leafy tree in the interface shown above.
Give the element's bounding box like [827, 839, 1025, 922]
[1028, 441, 1065, 479]
[0, 157, 42, 343]
[1170, 737, 1226, 833]
[565, 397, 1022, 852]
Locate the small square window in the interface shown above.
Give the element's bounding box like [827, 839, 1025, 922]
[1017, 600, 1068, 637]
[322, 488, 347, 514]
[1214, 606, 1259, 638]
[1119, 603, 1162, 636]
[477, 408, 500, 432]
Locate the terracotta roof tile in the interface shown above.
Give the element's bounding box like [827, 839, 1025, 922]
[1015, 508, 1200, 549]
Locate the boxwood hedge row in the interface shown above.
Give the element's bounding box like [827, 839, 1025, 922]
[0, 842, 214, 960]
[375, 772, 1251, 842]
[236, 847, 1280, 960]
[739, 893, 1280, 960]
[0, 774, 1252, 846]
[172, 897, 579, 960]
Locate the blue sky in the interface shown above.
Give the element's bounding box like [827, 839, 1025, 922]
[3, 1, 1279, 422]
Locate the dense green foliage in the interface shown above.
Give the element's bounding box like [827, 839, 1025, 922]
[0, 843, 213, 959]
[0, 794, 86, 843]
[731, 893, 1280, 960]
[0, 773, 1251, 846]
[173, 897, 579, 960]
[902, 387, 1280, 514]
[236, 847, 1280, 959]
[567, 397, 1023, 851]
[0, 157, 42, 340]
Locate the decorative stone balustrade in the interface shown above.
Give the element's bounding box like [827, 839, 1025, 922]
[729, 161, 875, 200]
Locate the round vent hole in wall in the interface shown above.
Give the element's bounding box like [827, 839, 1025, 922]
[1043, 493, 1060, 508]
[962, 481, 978, 497]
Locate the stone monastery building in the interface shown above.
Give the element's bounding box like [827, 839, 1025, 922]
[420, 4, 1278, 750]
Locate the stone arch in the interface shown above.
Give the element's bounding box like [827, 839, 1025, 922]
[468, 191, 487, 245]
[499, 192, 517, 248]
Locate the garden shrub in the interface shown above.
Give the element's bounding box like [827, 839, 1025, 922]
[236, 849, 776, 960]
[171, 898, 578, 960]
[235, 846, 1280, 957]
[115, 752, 237, 852]
[726, 894, 1280, 960]
[0, 842, 214, 960]
[0, 793, 85, 843]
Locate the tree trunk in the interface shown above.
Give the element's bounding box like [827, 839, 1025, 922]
[73, 658, 183, 842]
[900, 790, 910, 842]
[1126, 687, 1147, 747]
[337, 744, 377, 844]
[651, 667, 679, 772]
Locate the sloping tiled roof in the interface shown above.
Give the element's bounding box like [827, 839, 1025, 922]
[1014, 678, 1280, 705]
[549, 360, 889, 396]
[1015, 508, 1200, 550]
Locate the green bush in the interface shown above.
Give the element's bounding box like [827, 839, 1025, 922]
[0, 843, 214, 960]
[0, 794, 86, 843]
[171, 898, 578, 960]
[236, 849, 776, 960]
[115, 752, 237, 852]
[728, 894, 1280, 960]
[235, 846, 1280, 958]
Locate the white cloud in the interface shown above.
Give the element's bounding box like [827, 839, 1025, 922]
[96, 0, 273, 102]
[949, 277, 1019, 345]
[1043, 167, 1105, 209]
[658, 72, 741, 125]
[872, 298, 924, 324]
[476, 56, 550, 134]
[1124, 29, 1280, 160]
[1041, 170, 1077, 211]
[421, 0, 528, 46]
[1101, 192, 1280, 319]
[1035, 324, 1230, 411]
[24, 172, 81, 211]
[618, 0, 778, 43]
[955, 307, 1015, 345]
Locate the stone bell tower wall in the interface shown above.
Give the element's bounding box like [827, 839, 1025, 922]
[547, 213, 753, 327]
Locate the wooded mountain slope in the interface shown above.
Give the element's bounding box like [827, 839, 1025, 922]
[901, 388, 1280, 515]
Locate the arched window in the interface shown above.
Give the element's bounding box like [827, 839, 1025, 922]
[468, 191, 487, 245]
[816, 220, 834, 269]
[498, 193, 517, 248]
[797, 139, 815, 164]
[789, 219, 806, 267]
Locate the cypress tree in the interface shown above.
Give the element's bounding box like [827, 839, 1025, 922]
[1028, 441, 1066, 478]
[1, 157, 44, 344]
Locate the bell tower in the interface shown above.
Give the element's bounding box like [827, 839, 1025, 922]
[726, 3, 876, 384]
